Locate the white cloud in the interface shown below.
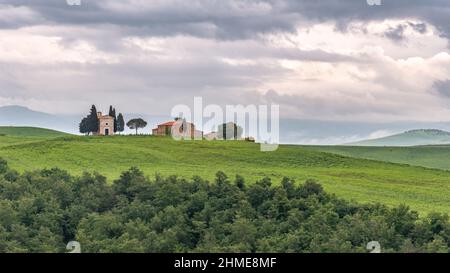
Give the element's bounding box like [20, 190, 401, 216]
[0, 29, 119, 64]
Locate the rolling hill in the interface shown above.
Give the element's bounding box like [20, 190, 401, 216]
[0, 126, 69, 148]
[304, 145, 450, 171]
[348, 129, 450, 146]
[0, 126, 69, 137]
[0, 127, 449, 215]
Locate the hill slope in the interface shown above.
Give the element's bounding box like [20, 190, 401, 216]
[0, 126, 68, 137]
[304, 145, 450, 171]
[348, 129, 450, 146]
[0, 133, 449, 214]
[0, 126, 69, 148]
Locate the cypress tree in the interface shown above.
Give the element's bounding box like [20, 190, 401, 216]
[79, 117, 89, 135]
[88, 105, 99, 134]
[113, 108, 117, 133]
[109, 106, 118, 133]
[117, 113, 125, 134]
[79, 105, 98, 135]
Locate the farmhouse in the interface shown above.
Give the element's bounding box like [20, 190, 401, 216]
[204, 131, 218, 140]
[95, 112, 114, 136]
[152, 121, 178, 136]
[152, 120, 203, 139]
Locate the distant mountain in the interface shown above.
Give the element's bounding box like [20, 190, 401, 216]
[0, 105, 82, 134]
[347, 129, 450, 146]
[0, 105, 52, 120]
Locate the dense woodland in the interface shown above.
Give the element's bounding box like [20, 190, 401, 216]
[0, 157, 448, 253]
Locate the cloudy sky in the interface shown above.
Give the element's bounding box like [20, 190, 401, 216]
[1, 0, 450, 123]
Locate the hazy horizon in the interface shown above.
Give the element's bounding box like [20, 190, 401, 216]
[1, 1, 450, 144]
[3, 104, 450, 145]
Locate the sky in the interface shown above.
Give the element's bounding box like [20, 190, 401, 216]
[0, 0, 450, 123]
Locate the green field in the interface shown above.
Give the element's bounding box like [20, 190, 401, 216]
[0, 126, 68, 138]
[304, 145, 450, 171]
[0, 126, 69, 148]
[0, 127, 449, 215]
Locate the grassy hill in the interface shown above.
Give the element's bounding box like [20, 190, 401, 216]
[0, 126, 69, 148]
[348, 129, 450, 146]
[0, 126, 68, 137]
[0, 128, 449, 215]
[304, 145, 450, 171]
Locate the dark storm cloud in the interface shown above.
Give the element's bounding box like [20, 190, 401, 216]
[434, 80, 450, 97]
[409, 22, 427, 34]
[385, 24, 407, 41]
[284, 0, 450, 40]
[1, 0, 449, 41]
[383, 22, 428, 41]
[0, 0, 294, 39]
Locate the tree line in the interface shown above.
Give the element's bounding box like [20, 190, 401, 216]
[0, 158, 448, 253]
[79, 105, 148, 135]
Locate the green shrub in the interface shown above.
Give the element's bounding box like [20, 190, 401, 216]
[0, 166, 448, 253]
[0, 158, 7, 174]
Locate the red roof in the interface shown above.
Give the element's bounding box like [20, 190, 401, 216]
[159, 121, 176, 126]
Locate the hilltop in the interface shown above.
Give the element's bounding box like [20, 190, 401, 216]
[0, 130, 449, 214]
[348, 129, 450, 146]
[0, 126, 69, 137]
[0, 126, 70, 148]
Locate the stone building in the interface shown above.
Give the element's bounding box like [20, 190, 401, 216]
[152, 121, 178, 136]
[152, 120, 202, 139]
[96, 112, 114, 136]
[204, 131, 218, 140]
